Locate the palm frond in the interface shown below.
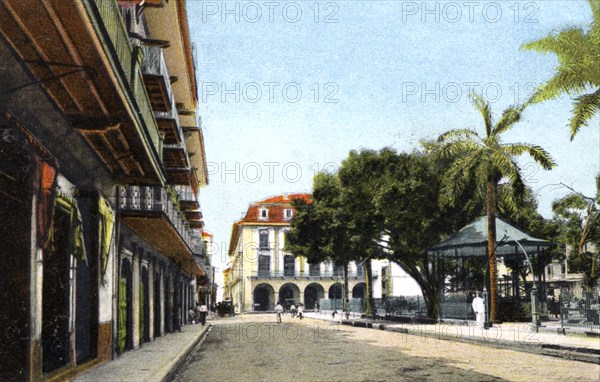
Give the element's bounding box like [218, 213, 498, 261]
[521, 27, 587, 56]
[436, 139, 481, 159]
[501, 143, 557, 170]
[569, 88, 600, 139]
[436, 128, 480, 143]
[493, 104, 525, 136]
[470, 93, 493, 137]
[439, 151, 485, 206]
[589, 0, 600, 44]
[530, 70, 594, 103]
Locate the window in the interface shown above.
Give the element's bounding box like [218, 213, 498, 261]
[258, 255, 270, 277]
[259, 208, 268, 220]
[309, 263, 320, 276]
[356, 263, 365, 277]
[284, 255, 295, 276]
[333, 262, 344, 277]
[259, 230, 269, 250]
[284, 209, 293, 220]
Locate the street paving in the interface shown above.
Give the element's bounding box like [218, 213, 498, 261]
[171, 314, 600, 382]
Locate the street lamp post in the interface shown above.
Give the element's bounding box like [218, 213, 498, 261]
[503, 232, 539, 332]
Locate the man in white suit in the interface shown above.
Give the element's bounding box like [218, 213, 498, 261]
[472, 292, 486, 327]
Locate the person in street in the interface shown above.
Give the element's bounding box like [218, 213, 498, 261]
[290, 303, 297, 318]
[195, 302, 201, 323]
[297, 304, 304, 319]
[472, 291, 485, 327]
[188, 308, 196, 324]
[199, 303, 208, 326]
[275, 301, 284, 323]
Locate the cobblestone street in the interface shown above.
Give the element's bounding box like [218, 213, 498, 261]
[171, 315, 600, 382]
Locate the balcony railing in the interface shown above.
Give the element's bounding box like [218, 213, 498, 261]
[119, 185, 193, 249]
[90, 0, 161, 156]
[155, 92, 183, 145]
[141, 45, 173, 112]
[250, 271, 377, 279]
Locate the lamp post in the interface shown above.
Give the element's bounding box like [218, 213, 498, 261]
[482, 287, 489, 328]
[503, 232, 539, 331]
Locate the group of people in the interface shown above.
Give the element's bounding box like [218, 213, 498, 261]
[274, 302, 304, 323]
[188, 302, 209, 326]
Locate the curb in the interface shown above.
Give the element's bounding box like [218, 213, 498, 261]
[162, 324, 212, 382]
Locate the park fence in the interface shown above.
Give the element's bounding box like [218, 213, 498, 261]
[318, 296, 426, 318]
[560, 287, 600, 331]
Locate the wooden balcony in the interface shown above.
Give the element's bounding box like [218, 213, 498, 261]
[141, 45, 173, 113]
[175, 185, 199, 211]
[0, 0, 164, 183]
[155, 95, 182, 145]
[119, 185, 204, 276]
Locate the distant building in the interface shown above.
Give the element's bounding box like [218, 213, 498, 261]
[374, 261, 423, 299]
[225, 194, 369, 312]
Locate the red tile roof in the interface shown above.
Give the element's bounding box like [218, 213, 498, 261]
[201, 230, 213, 237]
[227, 193, 312, 256]
[239, 193, 312, 224]
[257, 193, 312, 204]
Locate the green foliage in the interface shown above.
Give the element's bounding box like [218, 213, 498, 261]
[551, 176, 600, 287]
[521, 0, 600, 139]
[433, 93, 556, 321]
[433, 93, 555, 212]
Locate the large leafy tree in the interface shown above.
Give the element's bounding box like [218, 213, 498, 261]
[286, 173, 359, 312]
[521, 0, 600, 139]
[552, 176, 600, 288]
[435, 94, 556, 322]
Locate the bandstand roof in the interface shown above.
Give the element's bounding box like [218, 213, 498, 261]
[428, 216, 553, 258]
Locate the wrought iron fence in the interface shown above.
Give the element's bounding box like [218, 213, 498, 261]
[560, 287, 600, 331]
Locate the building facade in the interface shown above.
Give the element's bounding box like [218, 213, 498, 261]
[225, 194, 368, 313]
[0, 1, 208, 380]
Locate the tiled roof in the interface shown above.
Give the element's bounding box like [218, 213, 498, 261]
[429, 216, 553, 258]
[257, 193, 312, 204]
[240, 193, 312, 224]
[227, 193, 312, 256]
[201, 230, 213, 237]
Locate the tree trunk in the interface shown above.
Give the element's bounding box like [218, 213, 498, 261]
[365, 259, 375, 318]
[423, 287, 440, 319]
[487, 178, 498, 322]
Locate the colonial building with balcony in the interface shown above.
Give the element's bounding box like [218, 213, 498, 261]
[0, 1, 208, 380]
[226, 194, 368, 313]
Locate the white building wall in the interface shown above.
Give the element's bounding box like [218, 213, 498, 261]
[371, 260, 422, 298]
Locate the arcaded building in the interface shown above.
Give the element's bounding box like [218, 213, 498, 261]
[225, 194, 367, 313]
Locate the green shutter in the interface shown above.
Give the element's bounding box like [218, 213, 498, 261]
[118, 278, 127, 353]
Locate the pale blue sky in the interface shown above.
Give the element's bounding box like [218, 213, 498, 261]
[186, 1, 600, 271]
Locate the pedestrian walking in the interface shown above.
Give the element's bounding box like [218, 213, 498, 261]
[199, 303, 208, 326]
[297, 304, 304, 319]
[195, 303, 201, 324]
[290, 304, 297, 318]
[472, 292, 485, 327]
[275, 302, 284, 323]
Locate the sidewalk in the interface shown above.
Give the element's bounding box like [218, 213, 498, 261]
[74, 322, 211, 382]
[306, 312, 600, 364]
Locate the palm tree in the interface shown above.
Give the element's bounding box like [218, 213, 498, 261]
[435, 93, 556, 322]
[521, 0, 600, 140]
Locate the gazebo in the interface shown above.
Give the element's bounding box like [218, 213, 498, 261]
[428, 216, 555, 321]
